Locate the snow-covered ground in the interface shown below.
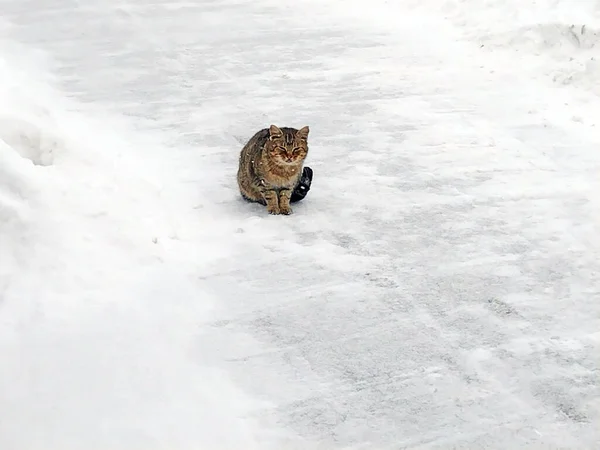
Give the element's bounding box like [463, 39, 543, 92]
[1, 0, 599, 448]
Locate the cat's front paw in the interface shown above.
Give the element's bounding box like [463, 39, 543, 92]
[279, 205, 293, 215]
[267, 205, 281, 215]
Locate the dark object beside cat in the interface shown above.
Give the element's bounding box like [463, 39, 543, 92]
[290, 166, 313, 203]
[237, 124, 313, 215]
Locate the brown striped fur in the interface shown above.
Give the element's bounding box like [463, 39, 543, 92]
[237, 124, 310, 215]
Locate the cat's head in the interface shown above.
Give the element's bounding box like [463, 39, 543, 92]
[265, 124, 309, 166]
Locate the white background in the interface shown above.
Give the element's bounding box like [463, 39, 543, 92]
[1, 0, 599, 448]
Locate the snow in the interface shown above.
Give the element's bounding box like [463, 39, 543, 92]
[1, 0, 599, 448]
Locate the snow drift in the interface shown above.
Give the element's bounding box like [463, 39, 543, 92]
[0, 43, 273, 450]
[417, 0, 600, 94]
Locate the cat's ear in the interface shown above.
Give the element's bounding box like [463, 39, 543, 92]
[269, 124, 283, 140]
[296, 126, 309, 141]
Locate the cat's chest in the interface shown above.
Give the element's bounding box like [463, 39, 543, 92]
[259, 162, 301, 188]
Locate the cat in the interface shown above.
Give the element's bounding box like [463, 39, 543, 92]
[237, 124, 310, 215]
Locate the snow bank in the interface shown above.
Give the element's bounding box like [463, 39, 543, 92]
[414, 0, 600, 94]
[0, 43, 52, 307]
[0, 43, 272, 449]
[292, 0, 599, 94]
[0, 38, 63, 166]
[421, 0, 600, 47]
[320, 0, 600, 94]
[0, 138, 37, 300]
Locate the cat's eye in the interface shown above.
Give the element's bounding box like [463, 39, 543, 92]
[292, 148, 302, 153]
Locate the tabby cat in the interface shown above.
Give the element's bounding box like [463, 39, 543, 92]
[237, 124, 310, 215]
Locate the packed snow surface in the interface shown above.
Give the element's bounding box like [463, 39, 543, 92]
[1, 0, 599, 448]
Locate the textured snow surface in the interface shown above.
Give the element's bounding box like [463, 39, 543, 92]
[1, 0, 600, 449]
